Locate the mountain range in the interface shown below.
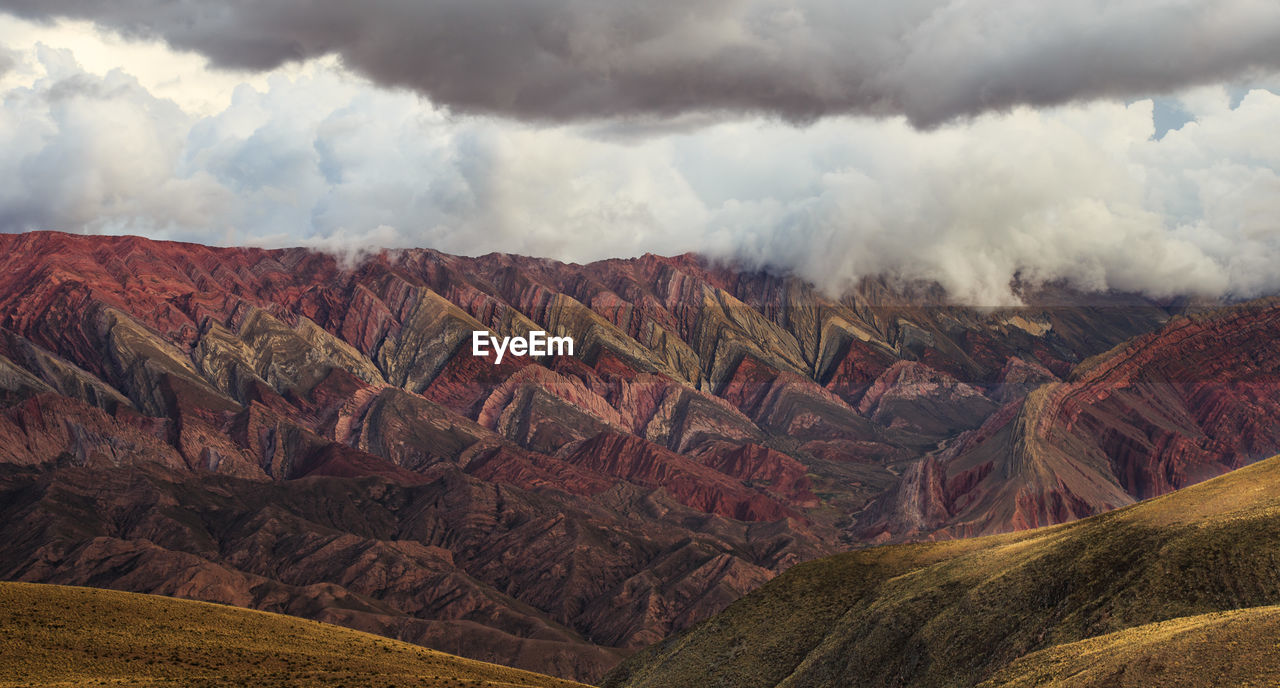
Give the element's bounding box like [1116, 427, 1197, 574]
[2, 231, 1279, 681]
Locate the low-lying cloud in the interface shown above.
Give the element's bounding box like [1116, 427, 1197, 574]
[2, 44, 1280, 304]
[3, 0, 1280, 127]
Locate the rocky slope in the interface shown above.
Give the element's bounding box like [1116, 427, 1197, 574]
[857, 298, 1280, 541]
[604, 452, 1280, 688]
[0, 231, 1198, 680]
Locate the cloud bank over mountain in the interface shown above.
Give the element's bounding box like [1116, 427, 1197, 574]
[4, 0, 1280, 127]
[0, 11, 1278, 304]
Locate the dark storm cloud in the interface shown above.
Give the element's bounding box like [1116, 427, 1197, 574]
[3, 0, 1279, 126]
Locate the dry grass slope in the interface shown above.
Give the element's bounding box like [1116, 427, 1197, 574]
[0, 582, 589, 688]
[605, 454, 1280, 687]
[983, 606, 1280, 687]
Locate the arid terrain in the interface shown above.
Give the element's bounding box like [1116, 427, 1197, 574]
[4, 231, 1280, 681]
[605, 452, 1280, 687]
[0, 581, 587, 687]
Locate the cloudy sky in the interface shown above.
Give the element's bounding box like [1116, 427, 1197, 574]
[0, 2, 1279, 304]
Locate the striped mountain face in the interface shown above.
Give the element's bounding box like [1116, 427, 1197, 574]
[4, 230, 1275, 681]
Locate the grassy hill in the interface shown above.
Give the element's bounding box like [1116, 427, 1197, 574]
[0, 581, 588, 688]
[604, 453, 1280, 687]
[983, 606, 1280, 687]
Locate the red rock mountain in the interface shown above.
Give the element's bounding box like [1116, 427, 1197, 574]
[856, 299, 1280, 542]
[0, 230, 1263, 680]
